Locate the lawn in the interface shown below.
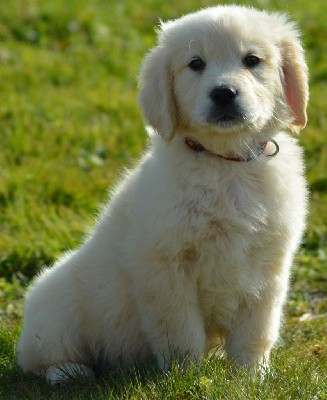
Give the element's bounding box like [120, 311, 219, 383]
[0, 0, 326, 398]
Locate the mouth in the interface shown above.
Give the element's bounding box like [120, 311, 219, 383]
[206, 107, 253, 130]
[208, 114, 246, 130]
[215, 119, 244, 132]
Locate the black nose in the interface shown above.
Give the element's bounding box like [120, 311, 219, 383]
[209, 86, 238, 107]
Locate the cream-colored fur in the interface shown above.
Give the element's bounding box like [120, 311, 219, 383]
[18, 5, 308, 384]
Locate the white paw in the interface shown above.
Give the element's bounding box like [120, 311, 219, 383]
[45, 363, 94, 385]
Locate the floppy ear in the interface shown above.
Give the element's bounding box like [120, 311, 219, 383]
[280, 36, 309, 131]
[138, 46, 177, 141]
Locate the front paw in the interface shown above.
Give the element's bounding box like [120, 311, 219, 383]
[231, 354, 270, 381]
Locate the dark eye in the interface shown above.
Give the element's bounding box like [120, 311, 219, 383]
[243, 54, 261, 68]
[189, 57, 206, 72]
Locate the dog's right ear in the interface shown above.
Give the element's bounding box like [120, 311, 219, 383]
[138, 46, 177, 141]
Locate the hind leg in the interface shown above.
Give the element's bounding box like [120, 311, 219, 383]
[18, 260, 91, 379]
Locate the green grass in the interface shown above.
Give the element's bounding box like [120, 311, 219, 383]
[0, 0, 326, 398]
[0, 318, 326, 399]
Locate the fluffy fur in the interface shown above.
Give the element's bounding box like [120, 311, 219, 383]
[18, 5, 308, 384]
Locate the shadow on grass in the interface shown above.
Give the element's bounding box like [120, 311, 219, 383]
[0, 358, 163, 400]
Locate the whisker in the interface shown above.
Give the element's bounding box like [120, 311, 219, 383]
[275, 97, 288, 107]
[271, 113, 286, 125]
[244, 142, 259, 160]
[188, 40, 194, 54]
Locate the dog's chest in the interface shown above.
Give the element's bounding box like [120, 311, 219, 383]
[176, 170, 270, 308]
[178, 170, 268, 248]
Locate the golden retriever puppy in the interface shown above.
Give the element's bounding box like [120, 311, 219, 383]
[18, 5, 308, 384]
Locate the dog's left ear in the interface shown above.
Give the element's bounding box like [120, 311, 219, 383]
[138, 46, 177, 141]
[280, 34, 309, 131]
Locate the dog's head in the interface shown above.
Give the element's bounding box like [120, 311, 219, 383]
[139, 6, 308, 145]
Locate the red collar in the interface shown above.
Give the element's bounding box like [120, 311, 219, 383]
[185, 137, 279, 162]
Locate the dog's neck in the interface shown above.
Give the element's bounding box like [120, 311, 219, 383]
[184, 137, 279, 162]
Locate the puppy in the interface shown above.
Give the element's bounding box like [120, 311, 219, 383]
[18, 5, 308, 384]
